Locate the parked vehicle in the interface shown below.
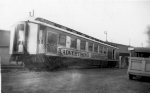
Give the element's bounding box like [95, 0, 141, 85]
[9, 17, 119, 70]
[128, 47, 150, 80]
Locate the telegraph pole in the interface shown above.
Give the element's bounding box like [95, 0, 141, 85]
[129, 38, 131, 47]
[29, 10, 35, 17]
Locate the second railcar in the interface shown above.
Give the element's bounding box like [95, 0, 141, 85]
[10, 17, 119, 70]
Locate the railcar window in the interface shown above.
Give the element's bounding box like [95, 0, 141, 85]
[94, 44, 98, 52]
[17, 24, 24, 31]
[103, 47, 107, 54]
[88, 42, 93, 52]
[59, 34, 66, 46]
[18, 30, 24, 41]
[71, 37, 77, 49]
[80, 40, 86, 50]
[48, 33, 57, 45]
[39, 30, 44, 44]
[13, 24, 25, 52]
[39, 25, 46, 44]
[17, 24, 24, 42]
[99, 45, 103, 53]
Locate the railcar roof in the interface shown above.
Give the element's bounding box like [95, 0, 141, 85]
[28, 17, 118, 49]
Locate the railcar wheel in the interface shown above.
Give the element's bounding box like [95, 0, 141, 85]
[129, 74, 134, 80]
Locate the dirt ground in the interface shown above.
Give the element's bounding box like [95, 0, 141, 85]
[1, 68, 150, 93]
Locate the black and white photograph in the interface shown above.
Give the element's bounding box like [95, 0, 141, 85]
[0, 0, 150, 93]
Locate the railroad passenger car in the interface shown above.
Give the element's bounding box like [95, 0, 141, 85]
[10, 17, 119, 70]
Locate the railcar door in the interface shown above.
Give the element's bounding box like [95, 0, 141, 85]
[46, 31, 58, 55]
[12, 22, 27, 54]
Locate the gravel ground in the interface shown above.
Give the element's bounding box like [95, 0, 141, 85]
[2, 68, 150, 93]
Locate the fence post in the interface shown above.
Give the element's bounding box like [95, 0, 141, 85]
[119, 56, 122, 68]
[0, 56, 1, 65]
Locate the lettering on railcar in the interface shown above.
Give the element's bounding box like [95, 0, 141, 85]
[58, 48, 107, 60]
[59, 48, 89, 58]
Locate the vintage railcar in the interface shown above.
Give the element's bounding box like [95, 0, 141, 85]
[10, 17, 119, 70]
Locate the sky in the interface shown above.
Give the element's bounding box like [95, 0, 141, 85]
[0, 0, 150, 47]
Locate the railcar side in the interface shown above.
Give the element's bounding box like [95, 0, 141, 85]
[9, 18, 119, 70]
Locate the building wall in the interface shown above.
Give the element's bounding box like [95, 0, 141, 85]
[106, 42, 130, 54]
[116, 44, 130, 55]
[0, 46, 10, 65]
[0, 30, 10, 65]
[0, 30, 10, 46]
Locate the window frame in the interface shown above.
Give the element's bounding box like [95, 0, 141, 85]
[88, 42, 93, 52]
[99, 45, 103, 53]
[103, 47, 108, 55]
[39, 25, 46, 45]
[70, 37, 77, 49]
[80, 39, 86, 50]
[94, 43, 98, 53]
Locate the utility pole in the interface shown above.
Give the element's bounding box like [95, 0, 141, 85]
[29, 10, 34, 17]
[104, 31, 108, 42]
